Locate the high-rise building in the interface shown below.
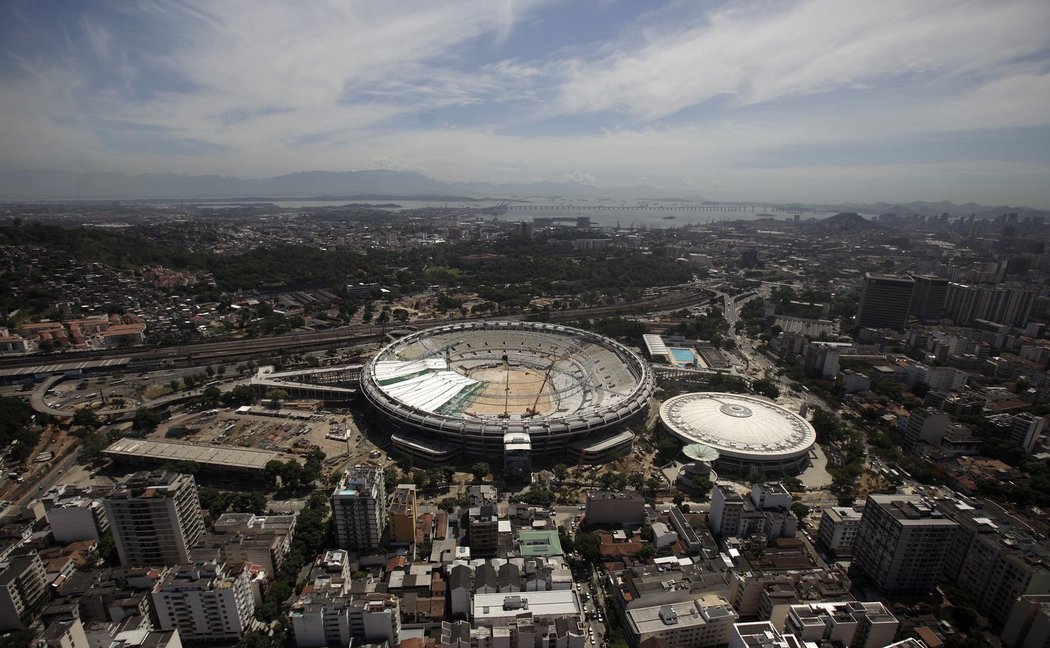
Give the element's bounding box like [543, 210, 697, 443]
[103, 471, 205, 568]
[856, 274, 914, 330]
[332, 465, 387, 551]
[388, 484, 417, 545]
[902, 408, 950, 451]
[151, 561, 255, 643]
[1002, 594, 1050, 648]
[852, 494, 957, 594]
[942, 498, 1050, 626]
[910, 275, 948, 323]
[0, 549, 48, 631]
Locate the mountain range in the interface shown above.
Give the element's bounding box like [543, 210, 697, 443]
[0, 169, 1045, 219]
[0, 169, 657, 201]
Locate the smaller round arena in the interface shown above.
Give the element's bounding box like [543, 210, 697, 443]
[659, 392, 815, 476]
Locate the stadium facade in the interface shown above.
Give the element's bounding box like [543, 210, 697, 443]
[360, 321, 654, 466]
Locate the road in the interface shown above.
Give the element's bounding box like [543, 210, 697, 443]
[0, 287, 715, 371]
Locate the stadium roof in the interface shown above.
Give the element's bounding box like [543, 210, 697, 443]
[660, 392, 815, 461]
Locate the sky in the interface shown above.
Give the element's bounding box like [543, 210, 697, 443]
[1, 0, 1050, 206]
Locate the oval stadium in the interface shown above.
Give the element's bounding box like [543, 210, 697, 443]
[360, 321, 654, 472]
[659, 392, 816, 476]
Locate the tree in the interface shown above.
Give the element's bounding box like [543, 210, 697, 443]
[441, 465, 456, 483]
[133, 407, 164, 431]
[638, 543, 656, 562]
[751, 378, 781, 399]
[575, 532, 602, 563]
[202, 385, 221, 404]
[553, 464, 568, 481]
[73, 407, 99, 429]
[791, 502, 811, 520]
[471, 461, 491, 482]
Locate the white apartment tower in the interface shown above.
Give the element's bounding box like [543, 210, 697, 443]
[104, 471, 205, 568]
[151, 561, 255, 643]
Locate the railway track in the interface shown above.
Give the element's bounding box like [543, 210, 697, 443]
[0, 287, 714, 370]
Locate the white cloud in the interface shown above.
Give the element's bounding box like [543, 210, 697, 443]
[558, 0, 1050, 121]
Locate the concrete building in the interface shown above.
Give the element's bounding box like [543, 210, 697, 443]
[803, 343, 841, 379]
[857, 274, 914, 330]
[852, 495, 958, 595]
[103, 472, 206, 568]
[389, 484, 418, 545]
[729, 622, 805, 648]
[331, 464, 386, 551]
[784, 601, 898, 648]
[902, 409, 951, 451]
[472, 591, 582, 628]
[1005, 413, 1046, 453]
[151, 562, 255, 643]
[192, 512, 295, 577]
[667, 506, 703, 554]
[709, 484, 796, 541]
[817, 507, 863, 557]
[910, 275, 948, 323]
[941, 498, 1050, 626]
[469, 504, 501, 557]
[0, 549, 48, 631]
[623, 594, 738, 648]
[289, 550, 401, 648]
[585, 491, 646, 526]
[41, 485, 110, 543]
[1002, 594, 1050, 648]
[41, 616, 91, 648]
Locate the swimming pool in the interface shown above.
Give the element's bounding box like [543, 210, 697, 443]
[670, 347, 695, 365]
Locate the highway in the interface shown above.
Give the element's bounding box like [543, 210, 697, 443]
[0, 287, 714, 370]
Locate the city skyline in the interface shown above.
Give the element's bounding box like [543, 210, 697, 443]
[2, 0, 1050, 207]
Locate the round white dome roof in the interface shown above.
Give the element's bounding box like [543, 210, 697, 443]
[659, 392, 815, 461]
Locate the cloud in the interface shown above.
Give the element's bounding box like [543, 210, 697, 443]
[0, 0, 1049, 206]
[557, 0, 1050, 121]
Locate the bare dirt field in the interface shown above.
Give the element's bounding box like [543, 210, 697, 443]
[462, 366, 555, 416]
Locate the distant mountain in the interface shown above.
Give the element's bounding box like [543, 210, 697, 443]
[0, 168, 660, 201]
[782, 200, 1050, 220]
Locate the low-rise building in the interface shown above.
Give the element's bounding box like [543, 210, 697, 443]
[389, 484, 418, 545]
[585, 491, 646, 527]
[41, 485, 111, 543]
[624, 594, 738, 648]
[817, 507, 863, 557]
[784, 601, 899, 648]
[191, 512, 295, 578]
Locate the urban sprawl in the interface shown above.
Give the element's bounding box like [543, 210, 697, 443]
[0, 202, 1048, 648]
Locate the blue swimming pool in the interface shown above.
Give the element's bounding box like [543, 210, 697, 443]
[670, 347, 695, 364]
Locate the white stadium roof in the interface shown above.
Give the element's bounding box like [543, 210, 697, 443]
[659, 392, 815, 461]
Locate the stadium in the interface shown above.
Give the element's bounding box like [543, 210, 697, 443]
[359, 321, 655, 469]
[659, 392, 816, 476]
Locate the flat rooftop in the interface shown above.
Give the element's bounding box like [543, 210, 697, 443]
[473, 590, 581, 621]
[103, 437, 298, 472]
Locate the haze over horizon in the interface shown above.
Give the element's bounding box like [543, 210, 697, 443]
[2, 1, 1049, 207]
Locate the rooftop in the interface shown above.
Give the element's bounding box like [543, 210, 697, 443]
[104, 438, 298, 472]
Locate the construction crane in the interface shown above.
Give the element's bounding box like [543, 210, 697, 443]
[523, 356, 565, 418]
[499, 353, 512, 419]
